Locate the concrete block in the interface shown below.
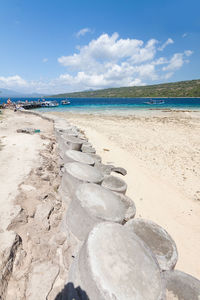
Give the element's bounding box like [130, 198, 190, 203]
[81, 144, 96, 154]
[115, 193, 136, 222]
[59, 135, 84, 158]
[91, 153, 102, 164]
[63, 149, 95, 166]
[125, 218, 178, 271]
[164, 270, 200, 299]
[101, 175, 127, 194]
[68, 222, 165, 300]
[61, 162, 104, 203]
[65, 183, 136, 241]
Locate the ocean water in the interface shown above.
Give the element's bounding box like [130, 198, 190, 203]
[1, 97, 200, 115]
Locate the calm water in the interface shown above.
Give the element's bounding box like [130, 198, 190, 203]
[1, 97, 200, 115]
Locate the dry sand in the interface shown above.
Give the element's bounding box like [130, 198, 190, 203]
[0, 110, 67, 299]
[50, 109, 200, 279]
[0, 110, 53, 231]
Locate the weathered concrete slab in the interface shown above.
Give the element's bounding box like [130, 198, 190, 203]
[81, 144, 96, 154]
[26, 262, 59, 300]
[65, 183, 136, 240]
[125, 218, 178, 271]
[59, 135, 84, 158]
[164, 270, 200, 299]
[112, 166, 127, 176]
[63, 149, 95, 166]
[69, 222, 164, 300]
[90, 153, 102, 164]
[95, 163, 114, 175]
[115, 193, 136, 222]
[34, 202, 54, 230]
[61, 162, 104, 203]
[101, 175, 127, 194]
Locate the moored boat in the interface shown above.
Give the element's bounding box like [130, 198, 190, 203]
[144, 99, 165, 105]
[61, 99, 70, 105]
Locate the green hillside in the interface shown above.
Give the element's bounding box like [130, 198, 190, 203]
[50, 79, 200, 98]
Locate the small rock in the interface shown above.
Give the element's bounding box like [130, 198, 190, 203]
[34, 203, 54, 230]
[54, 232, 67, 245]
[41, 174, 50, 181]
[7, 208, 28, 230]
[20, 184, 36, 192]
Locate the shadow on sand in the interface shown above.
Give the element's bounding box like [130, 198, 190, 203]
[55, 282, 89, 300]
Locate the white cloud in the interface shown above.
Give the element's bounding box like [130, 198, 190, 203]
[184, 50, 193, 57]
[76, 27, 92, 38]
[0, 33, 193, 94]
[42, 58, 48, 63]
[158, 38, 174, 51]
[163, 50, 193, 71]
[0, 75, 27, 88]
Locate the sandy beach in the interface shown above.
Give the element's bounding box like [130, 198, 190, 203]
[50, 109, 200, 279]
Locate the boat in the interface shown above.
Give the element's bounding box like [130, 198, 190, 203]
[144, 99, 165, 105]
[41, 100, 59, 107]
[61, 99, 70, 105]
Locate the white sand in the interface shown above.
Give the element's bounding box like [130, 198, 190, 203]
[0, 110, 52, 231]
[52, 109, 200, 279]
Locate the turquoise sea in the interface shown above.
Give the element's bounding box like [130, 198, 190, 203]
[1, 97, 200, 115]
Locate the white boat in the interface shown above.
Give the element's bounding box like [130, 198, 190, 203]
[144, 99, 165, 105]
[61, 99, 70, 105]
[41, 100, 59, 107]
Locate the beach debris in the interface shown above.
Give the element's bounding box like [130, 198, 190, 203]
[17, 128, 40, 134]
[103, 148, 110, 151]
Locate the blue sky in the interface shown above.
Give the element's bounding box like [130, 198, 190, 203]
[0, 0, 199, 94]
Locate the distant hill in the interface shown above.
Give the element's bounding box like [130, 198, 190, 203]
[0, 88, 43, 98]
[0, 88, 25, 97]
[49, 79, 200, 98]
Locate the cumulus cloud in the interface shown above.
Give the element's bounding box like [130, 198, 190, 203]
[163, 50, 193, 71]
[56, 33, 192, 92]
[158, 38, 174, 51]
[0, 75, 27, 88]
[76, 27, 92, 38]
[0, 33, 193, 94]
